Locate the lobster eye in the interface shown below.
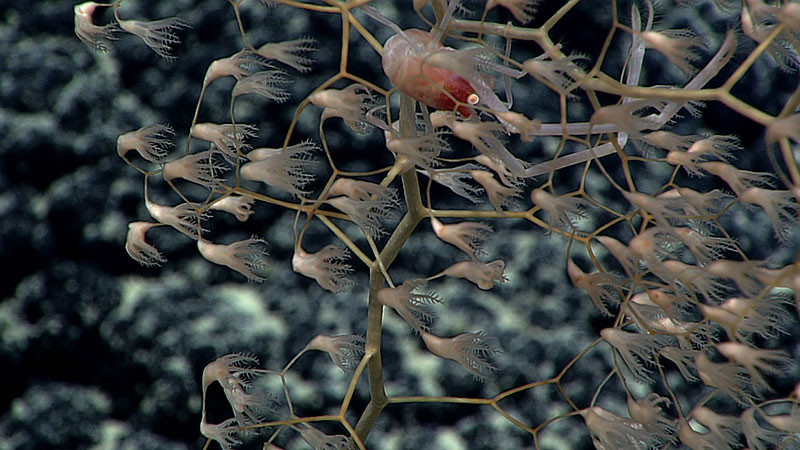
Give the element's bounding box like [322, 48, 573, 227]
[467, 93, 480, 105]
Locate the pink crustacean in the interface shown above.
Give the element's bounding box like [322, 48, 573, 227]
[382, 28, 479, 118]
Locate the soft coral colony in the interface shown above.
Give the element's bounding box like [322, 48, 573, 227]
[76, 0, 800, 449]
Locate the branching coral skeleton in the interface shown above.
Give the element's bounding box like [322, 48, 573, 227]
[88, 0, 800, 448]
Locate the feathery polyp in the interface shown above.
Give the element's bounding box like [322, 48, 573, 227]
[299, 426, 351, 450]
[530, 188, 587, 232]
[117, 124, 174, 162]
[210, 195, 255, 222]
[162, 150, 226, 189]
[701, 295, 789, 340]
[125, 221, 166, 267]
[200, 418, 241, 450]
[626, 296, 695, 337]
[328, 179, 400, 233]
[646, 289, 690, 318]
[204, 50, 270, 86]
[241, 141, 318, 197]
[672, 227, 736, 265]
[329, 178, 400, 207]
[247, 140, 318, 162]
[669, 187, 733, 218]
[430, 216, 492, 259]
[638, 29, 706, 76]
[698, 303, 742, 338]
[446, 117, 527, 176]
[623, 191, 686, 226]
[430, 163, 486, 203]
[659, 345, 700, 382]
[626, 394, 677, 444]
[766, 112, 800, 143]
[642, 131, 700, 153]
[232, 68, 291, 103]
[385, 130, 449, 170]
[762, 410, 800, 433]
[522, 51, 587, 97]
[778, 2, 800, 32]
[687, 134, 741, 160]
[738, 187, 798, 244]
[596, 235, 639, 277]
[494, 111, 541, 142]
[74, 2, 118, 53]
[666, 148, 710, 176]
[716, 341, 794, 393]
[201, 353, 269, 426]
[694, 352, 753, 405]
[145, 198, 205, 239]
[600, 328, 667, 383]
[657, 187, 733, 232]
[469, 170, 521, 211]
[676, 418, 721, 450]
[689, 406, 742, 446]
[474, 154, 523, 188]
[308, 84, 375, 134]
[326, 195, 395, 239]
[705, 260, 765, 297]
[377, 279, 441, 333]
[291, 244, 353, 293]
[256, 37, 317, 73]
[190, 123, 258, 162]
[656, 259, 728, 302]
[740, 406, 793, 450]
[197, 237, 269, 282]
[699, 161, 774, 196]
[420, 331, 501, 381]
[567, 258, 621, 316]
[117, 16, 188, 60]
[443, 259, 507, 290]
[305, 334, 365, 373]
[754, 265, 800, 289]
[589, 99, 663, 139]
[627, 226, 680, 267]
[581, 406, 663, 450]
